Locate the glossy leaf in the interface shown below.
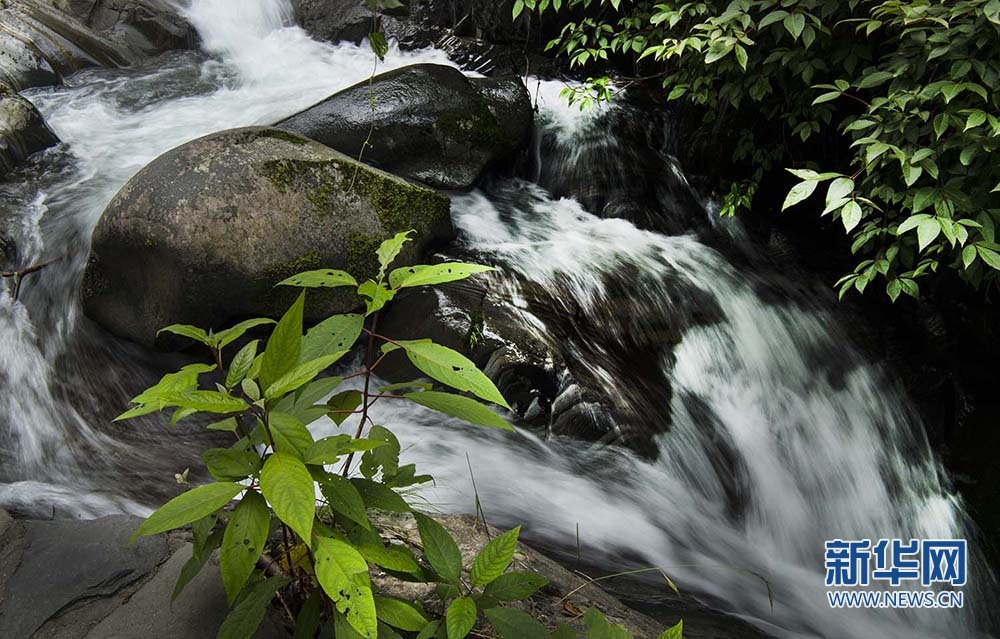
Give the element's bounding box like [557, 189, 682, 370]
[220, 491, 270, 604]
[405, 391, 512, 431]
[260, 452, 315, 544]
[314, 537, 378, 639]
[394, 341, 509, 408]
[135, 482, 243, 539]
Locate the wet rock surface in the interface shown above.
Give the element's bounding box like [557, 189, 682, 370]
[82, 126, 453, 347]
[277, 64, 532, 190]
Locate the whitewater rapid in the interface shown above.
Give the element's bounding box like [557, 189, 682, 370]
[0, 1, 994, 637]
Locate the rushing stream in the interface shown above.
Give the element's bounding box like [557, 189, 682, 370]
[0, 0, 995, 637]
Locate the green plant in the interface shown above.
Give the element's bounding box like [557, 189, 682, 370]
[524, 0, 1000, 300]
[119, 231, 682, 638]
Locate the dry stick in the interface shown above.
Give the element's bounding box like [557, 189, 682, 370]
[466, 452, 493, 540]
[1, 256, 62, 300]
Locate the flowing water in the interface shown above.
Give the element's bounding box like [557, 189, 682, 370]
[0, 0, 995, 637]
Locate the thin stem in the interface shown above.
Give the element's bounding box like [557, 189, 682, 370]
[341, 312, 380, 477]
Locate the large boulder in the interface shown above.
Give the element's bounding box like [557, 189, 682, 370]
[46, 0, 197, 60]
[0, 89, 60, 178]
[276, 64, 532, 190]
[0, 0, 194, 93]
[82, 127, 453, 347]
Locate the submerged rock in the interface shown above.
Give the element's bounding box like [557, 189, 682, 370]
[82, 126, 453, 347]
[0, 89, 60, 178]
[276, 63, 532, 190]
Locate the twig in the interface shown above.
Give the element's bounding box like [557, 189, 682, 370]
[1, 256, 62, 300]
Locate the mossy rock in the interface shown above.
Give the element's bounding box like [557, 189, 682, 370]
[82, 126, 453, 347]
[0, 91, 59, 177]
[276, 64, 532, 190]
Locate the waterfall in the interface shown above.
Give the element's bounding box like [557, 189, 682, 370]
[0, 1, 993, 637]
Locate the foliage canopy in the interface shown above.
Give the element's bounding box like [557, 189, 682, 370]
[525, 0, 1000, 300]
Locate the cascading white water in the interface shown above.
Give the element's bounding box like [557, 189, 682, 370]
[0, 2, 994, 637]
[0, 0, 454, 510]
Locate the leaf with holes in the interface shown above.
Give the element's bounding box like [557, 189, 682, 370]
[389, 263, 495, 290]
[278, 269, 357, 289]
[220, 491, 270, 604]
[314, 537, 378, 639]
[317, 473, 370, 530]
[394, 341, 509, 408]
[301, 314, 363, 362]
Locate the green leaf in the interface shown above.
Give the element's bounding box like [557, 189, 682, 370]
[306, 435, 387, 465]
[317, 473, 370, 530]
[963, 245, 977, 269]
[302, 314, 364, 362]
[202, 448, 261, 481]
[857, 71, 894, 89]
[376, 597, 429, 632]
[260, 291, 305, 392]
[260, 452, 315, 544]
[482, 572, 548, 602]
[369, 31, 389, 60]
[389, 263, 495, 290]
[394, 341, 509, 408]
[327, 390, 364, 426]
[897, 214, 931, 235]
[376, 231, 414, 278]
[417, 621, 442, 639]
[135, 482, 244, 539]
[214, 319, 275, 349]
[826, 178, 854, 209]
[812, 91, 840, 105]
[217, 576, 290, 639]
[278, 269, 357, 289]
[268, 412, 315, 458]
[483, 607, 548, 639]
[351, 478, 411, 512]
[158, 324, 210, 345]
[887, 278, 902, 303]
[781, 180, 818, 211]
[226, 340, 259, 388]
[265, 353, 347, 399]
[658, 620, 683, 639]
[155, 390, 248, 415]
[550, 624, 577, 639]
[293, 592, 324, 639]
[783, 12, 805, 39]
[357, 543, 420, 574]
[841, 201, 863, 232]
[404, 392, 512, 431]
[917, 219, 942, 251]
[446, 597, 477, 639]
[359, 424, 400, 479]
[977, 246, 1000, 271]
[414, 512, 462, 584]
[220, 491, 270, 604]
[314, 537, 378, 639]
[471, 526, 521, 588]
[582, 607, 631, 639]
[358, 281, 396, 315]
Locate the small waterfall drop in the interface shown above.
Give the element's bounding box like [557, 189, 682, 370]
[0, 4, 993, 638]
